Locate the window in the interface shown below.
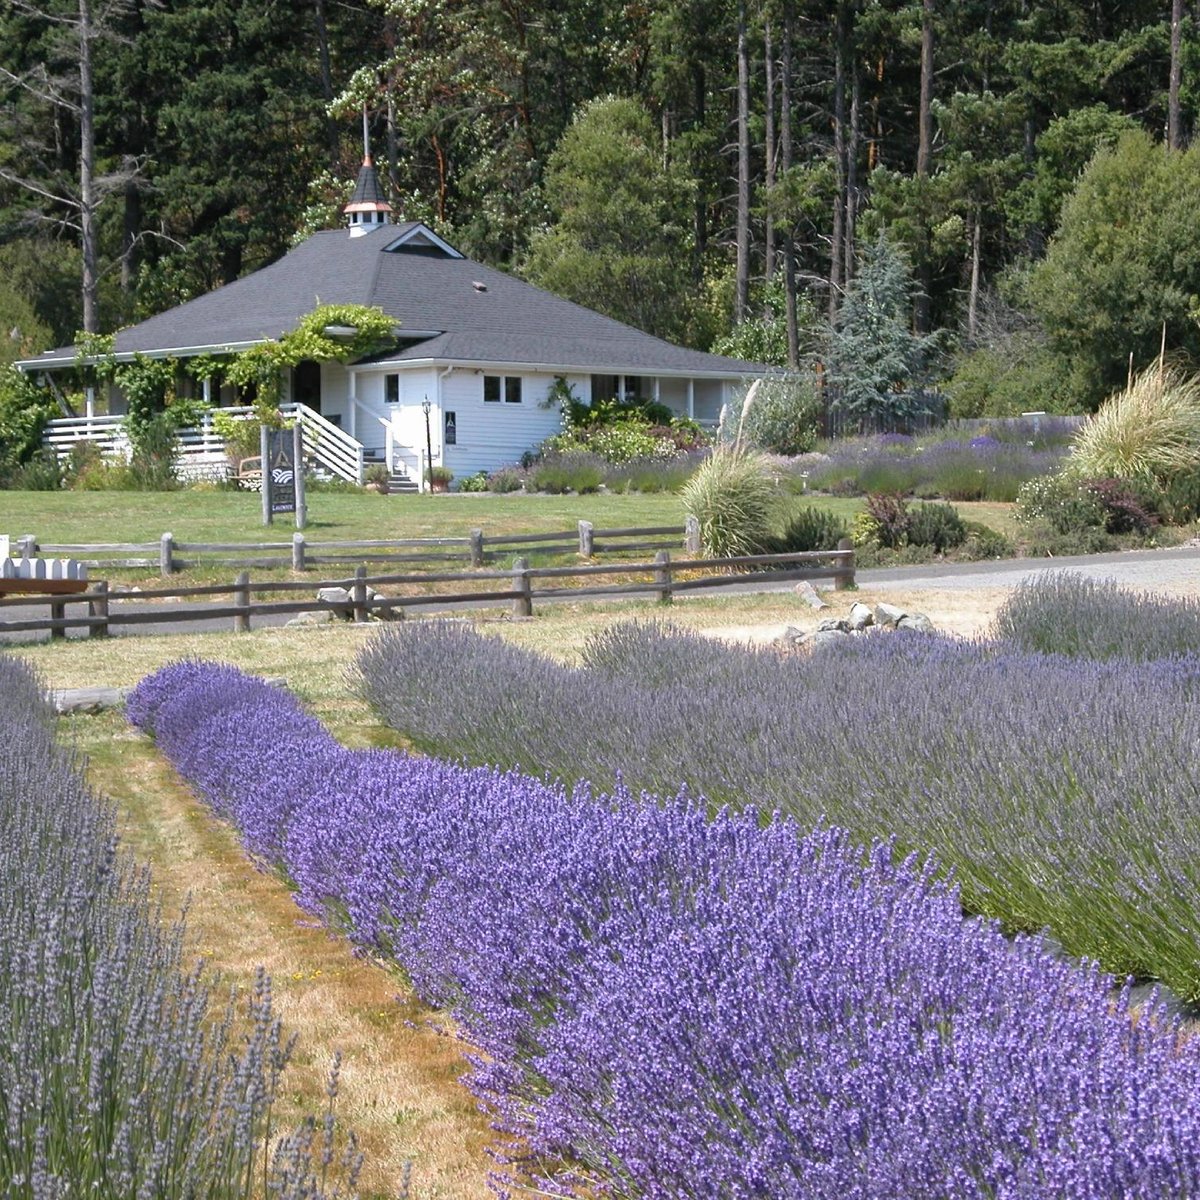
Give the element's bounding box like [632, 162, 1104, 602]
[385, 374, 400, 404]
[484, 374, 522, 404]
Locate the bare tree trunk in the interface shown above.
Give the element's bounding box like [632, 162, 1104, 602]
[764, 18, 777, 283]
[735, 0, 751, 323]
[917, 0, 934, 178]
[313, 0, 339, 169]
[846, 54, 860, 287]
[829, 0, 848, 323]
[967, 207, 982, 341]
[781, 0, 799, 367]
[914, 0, 934, 334]
[1169, 0, 1184, 149]
[79, 0, 98, 333]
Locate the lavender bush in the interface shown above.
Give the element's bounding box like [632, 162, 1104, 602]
[994, 572, 1200, 661]
[804, 431, 1066, 500]
[129, 659, 1200, 1198]
[0, 656, 363, 1199]
[358, 619, 1200, 998]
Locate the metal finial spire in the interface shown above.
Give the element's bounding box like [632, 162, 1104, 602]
[362, 104, 371, 163]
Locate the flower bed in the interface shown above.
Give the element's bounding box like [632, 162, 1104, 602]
[131, 661, 1200, 1198]
[358, 617, 1200, 999]
[0, 656, 360, 1198]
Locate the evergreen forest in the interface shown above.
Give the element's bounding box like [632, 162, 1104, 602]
[3, 0, 1199, 414]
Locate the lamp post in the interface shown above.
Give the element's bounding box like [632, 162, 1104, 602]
[421, 396, 433, 494]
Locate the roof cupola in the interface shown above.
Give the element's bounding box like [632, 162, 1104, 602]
[345, 108, 393, 237]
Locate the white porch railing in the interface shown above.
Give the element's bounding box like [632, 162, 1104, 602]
[42, 402, 367, 484]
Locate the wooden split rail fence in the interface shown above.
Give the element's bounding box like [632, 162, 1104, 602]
[10, 520, 697, 576]
[0, 544, 855, 640]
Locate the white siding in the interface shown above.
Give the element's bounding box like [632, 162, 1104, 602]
[437, 370, 580, 478]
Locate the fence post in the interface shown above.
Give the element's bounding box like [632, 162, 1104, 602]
[684, 514, 701, 556]
[511, 556, 532, 618]
[160, 532, 175, 577]
[653, 549, 673, 605]
[18, 534, 35, 561]
[578, 520, 594, 558]
[352, 564, 369, 623]
[88, 580, 109, 639]
[234, 571, 251, 632]
[834, 537, 856, 591]
[469, 528, 485, 567]
[292, 531, 306, 571]
[49, 599, 65, 640]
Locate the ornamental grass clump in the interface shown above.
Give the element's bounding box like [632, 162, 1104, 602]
[678, 444, 776, 556]
[358, 618, 1200, 999]
[995, 571, 1200, 660]
[130, 659, 1200, 1199]
[1069, 366, 1200, 482]
[0, 656, 363, 1199]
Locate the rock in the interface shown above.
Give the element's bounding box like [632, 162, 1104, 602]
[874, 603, 907, 628]
[816, 616, 851, 633]
[52, 685, 131, 714]
[771, 625, 804, 645]
[811, 629, 850, 647]
[848, 602, 874, 631]
[897, 613, 934, 633]
[286, 610, 334, 627]
[316, 586, 352, 605]
[793, 581, 830, 610]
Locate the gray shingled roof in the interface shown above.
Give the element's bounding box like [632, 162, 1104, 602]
[347, 160, 390, 209]
[28, 224, 766, 377]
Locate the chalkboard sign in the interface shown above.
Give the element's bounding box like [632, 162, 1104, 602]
[268, 428, 297, 515]
[444, 410, 457, 445]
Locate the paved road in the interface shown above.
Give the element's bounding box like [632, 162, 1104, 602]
[3, 543, 1199, 645]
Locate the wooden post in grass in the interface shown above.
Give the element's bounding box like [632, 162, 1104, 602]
[834, 538, 855, 590]
[654, 549, 673, 605]
[159, 532, 175, 577]
[234, 571, 250, 632]
[352, 564, 369, 623]
[469, 529, 485, 567]
[684, 514, 701, 556]
[292, 532, 306, 571]
[578, 520, 594, 558]
[512, 556, 532, 617]
[88, 580, 109, 639]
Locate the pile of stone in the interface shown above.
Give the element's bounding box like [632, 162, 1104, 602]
[285, 585, 400, 627]
[799, 601, 934, 647]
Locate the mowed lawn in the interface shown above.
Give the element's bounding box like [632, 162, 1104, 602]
[0, 487, 1022, 545]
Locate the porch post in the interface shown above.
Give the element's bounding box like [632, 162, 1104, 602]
[347, 369, 358, 441]
[687, 379, 695, 420]
[653, 378, 660, 405]
[85, 386, 95, 419]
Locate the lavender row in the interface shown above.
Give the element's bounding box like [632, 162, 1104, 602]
[128, 659, 1200, 1198]
[357, 619, 1200, 999]
[994, 572, 1200, 661]
[0, 656, 362, 1199]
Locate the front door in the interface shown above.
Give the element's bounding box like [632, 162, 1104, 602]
[293, 360, 322, 413]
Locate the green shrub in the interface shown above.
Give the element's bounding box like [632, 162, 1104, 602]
[764, 505, 848, 553]
[1023, 526, 1115, 557]
[1156, 469, 1200, 524]
[1081, 477, 1159, 534]
[457, 470, 490, 493]
[679, 447, 776, 557]
[906, 501, 968, 552]
[740, 373, 822, 456]
[960, 521, 1015, 560]
[3, 448, 62, 490]
[1015, 474, 1106, 533]
[0, 366, 58, 471]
